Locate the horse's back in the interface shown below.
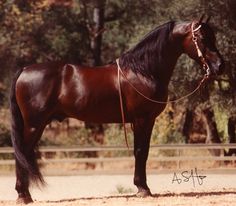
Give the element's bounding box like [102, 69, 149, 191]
[15, 62, 123, 123]
[57, 63, 122, 122]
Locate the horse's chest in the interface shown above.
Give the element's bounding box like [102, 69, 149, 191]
[125, 86, 168, 118]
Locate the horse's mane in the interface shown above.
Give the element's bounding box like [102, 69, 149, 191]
[119, 21, 175, 79]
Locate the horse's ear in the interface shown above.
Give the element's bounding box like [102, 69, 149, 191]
[199, 14, 205, 24]
[205, 15, 211, 24]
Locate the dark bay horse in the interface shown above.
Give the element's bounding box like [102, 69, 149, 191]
[10, 18, 224, 203]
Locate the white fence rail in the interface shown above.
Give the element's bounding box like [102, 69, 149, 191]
[1, 144, 236, 168]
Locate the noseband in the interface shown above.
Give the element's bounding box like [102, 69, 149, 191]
[191, 22, 210, 78]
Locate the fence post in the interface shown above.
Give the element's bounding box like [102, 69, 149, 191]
[177, 148, 181, 170]
[220, 148, 224, 167]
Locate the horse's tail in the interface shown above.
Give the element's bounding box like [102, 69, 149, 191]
[10, 69, 45, 186]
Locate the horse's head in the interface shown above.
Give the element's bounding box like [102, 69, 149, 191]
[182, 16, 224, 78]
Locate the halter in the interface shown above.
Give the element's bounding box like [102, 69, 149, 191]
[191, 22, 211, 77]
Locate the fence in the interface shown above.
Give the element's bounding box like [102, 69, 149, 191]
[0, 144, 236, 171]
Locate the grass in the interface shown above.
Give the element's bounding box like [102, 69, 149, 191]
[115, 184, 134, 194]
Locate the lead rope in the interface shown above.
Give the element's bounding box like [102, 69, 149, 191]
[116, 59, 207, 104]
[116, 59, 207, 149]
[117, 59, 129, 149]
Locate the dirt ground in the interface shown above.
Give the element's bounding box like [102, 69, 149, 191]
[0, 171, 236, 206]
[1, 193, 236, 206]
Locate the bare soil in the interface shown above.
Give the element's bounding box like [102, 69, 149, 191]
[0, 172, 236, 206]
[1, 192, 236, 206]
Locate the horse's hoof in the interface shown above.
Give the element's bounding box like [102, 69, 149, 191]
[136, 188, 152, 197]
[16, 196, 33, 204]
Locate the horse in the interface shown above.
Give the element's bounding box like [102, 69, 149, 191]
[10, 17, 224, 204]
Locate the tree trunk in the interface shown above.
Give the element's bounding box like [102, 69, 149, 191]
[227, 0, 236, 155]
[90, 0, 105, 66]
[228, 0, 236, 29]
[202, 108, 221, 156]
[227, 0, 236, 105]
[225, 116, 236, 156]
[182, 109, 194, 143]
[202, 108, 221, 144]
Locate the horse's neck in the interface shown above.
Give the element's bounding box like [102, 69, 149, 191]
[153, 47, 182, 87]
[154, 22, 189, 86]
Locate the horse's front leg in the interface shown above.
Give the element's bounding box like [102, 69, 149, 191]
[133, 117, 155, 197]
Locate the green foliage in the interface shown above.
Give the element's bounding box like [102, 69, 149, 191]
[0, 124, 11, 147]
[151, 105, 185, 145]
[40, 125, 96, 147]
[115, 184, 134, 194]
[104, 124, 133, 146]
[213, 106, 228, 142]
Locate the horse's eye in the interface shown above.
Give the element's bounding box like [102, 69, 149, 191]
[200, 36, 208, 44]
[199, 34, 205, 40]
[201, 38, 216, 51]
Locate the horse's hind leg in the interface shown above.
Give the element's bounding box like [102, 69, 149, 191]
[15, 122, 46, 204]
[15, 159, 32, 204]
[133, 117, 155, 197]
